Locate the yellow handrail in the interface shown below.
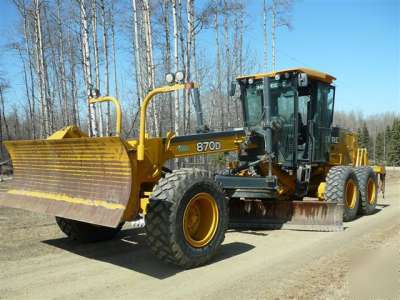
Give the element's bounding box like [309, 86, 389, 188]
[88, 96, 122, 137]
[137, 83, 196, 161]
[355, 148, 368, 166]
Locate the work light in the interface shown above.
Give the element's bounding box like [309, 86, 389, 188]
[175, 71, 185, 82]
[165, 73, 175, 84]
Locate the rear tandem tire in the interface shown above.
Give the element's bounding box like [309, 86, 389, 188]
[145, 168, 228, 269]
[354, 167, 378, 215]
[55, 217, 123, 243]
[326, 166, 360, 222]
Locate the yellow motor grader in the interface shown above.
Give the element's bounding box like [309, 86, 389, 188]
[0, 68, 385, 268]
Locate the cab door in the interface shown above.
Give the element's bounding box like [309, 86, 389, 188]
[311, 83, 335, 162]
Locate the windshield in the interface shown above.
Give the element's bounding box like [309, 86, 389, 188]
[270, 87, 296, 163]
[241, 79, 296, 164]
[242, 80, 296, 124]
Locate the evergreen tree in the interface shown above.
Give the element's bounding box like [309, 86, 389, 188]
[357, 127, 363, 146]
[375, 131, 384, 163]
[384, 125, 392, 163]
[388, 119, 400, 166]
[358, 122, 370, 148]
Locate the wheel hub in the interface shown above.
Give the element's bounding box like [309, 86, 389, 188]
[367, 178, 376, 205]
[345, 179, 357, 209]
[183, 192, 219, 248]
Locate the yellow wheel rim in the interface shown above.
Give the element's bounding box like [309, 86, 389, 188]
[367, 178, 376, 205]
[345, 179, 357, 209]
[183, 192, 219, 248]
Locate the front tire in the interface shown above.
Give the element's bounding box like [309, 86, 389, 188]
[145, 168, 228, 268]
[55, 217, 123, 243]
[326, 166, 360, 222]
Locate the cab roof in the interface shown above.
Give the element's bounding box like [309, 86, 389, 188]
[236, 67, 336, 84]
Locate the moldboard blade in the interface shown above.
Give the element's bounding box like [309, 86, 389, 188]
[230, 200, 344, 232]
[0, 137, 133, 228]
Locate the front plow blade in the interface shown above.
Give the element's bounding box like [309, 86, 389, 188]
[230, 200, 344, 232]
[0, 137, 133, 228]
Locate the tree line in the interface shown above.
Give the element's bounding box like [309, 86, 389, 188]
[334, 111, 400, 166]
[1, 1, 398, 166]
[0, 0, 292, 157]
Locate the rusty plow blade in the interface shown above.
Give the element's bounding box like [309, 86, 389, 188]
[0, 137, 133, 228]
[230, 200, 344, 232]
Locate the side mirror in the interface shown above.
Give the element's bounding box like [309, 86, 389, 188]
[298, 73, 308, 87]
[229, 81, 237, 96]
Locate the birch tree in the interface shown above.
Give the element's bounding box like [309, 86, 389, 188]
[110, 4, 119, 101]
[143, 0, 159, 136]
[214, 5, 223, 130]
[172, 0, 180, 135]
[34, 0, 50, 137]
[263, 0, 268, 71]
[13, 0, 37, 138]
[223, 0, 231, 128]
[184, 0, 194, 132]
[92, 0, 104, 136]
[78, 0, 97, 136]
[132, 0, 143, 109]
[163, 0, 173, 130]
[0, 80, 10, 140]
[270, 0, 293, 71]
[100, 0, 111, 134]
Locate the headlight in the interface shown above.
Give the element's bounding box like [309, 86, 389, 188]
[175, 70, 185, 82]
[274, 74, 281, 80]
[248, 78, 254, 84]
[165, 73, 175, 84]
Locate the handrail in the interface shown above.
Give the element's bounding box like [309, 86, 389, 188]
[137, 83, 196, 161]
[88, 96, 122, 137]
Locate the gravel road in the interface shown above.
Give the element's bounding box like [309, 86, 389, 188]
[1, 171, 399, 300]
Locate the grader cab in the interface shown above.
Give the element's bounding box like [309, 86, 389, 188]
[0, 68, 385, 268]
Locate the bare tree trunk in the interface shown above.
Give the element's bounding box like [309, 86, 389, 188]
[223, 0, 230, 128]
[100, 0, 111, 135]
[132, 0, 142, 110]
[92, 0, 104, 136]
[263, 0, 268, 71]
[143, 0, 159, 136]
[177, 0, 187, 134]
[44, 6, 63, 130]
[12, 107, 21, 139]
[110, 9, 119, 101]
[68, 34, 79, 127]
[239, 1, 244, 75]
[79, 0, 97, 136]
[163, 0, 173, 131]
[15, 0, 36, 138]
[34, 0, 50, 137]
[271, 1, 276, 71]
[233, 6, 240, 125]
[42, 6, 54, 133]
[17, 47, 34, 138]
[172, 0, 180, 135]
[214, 8, 224, 130]
[185, 0, 194, 133]
[56, 0, 68, 126]
[0, 88, 10, 140]
[110, 4, 122, 135]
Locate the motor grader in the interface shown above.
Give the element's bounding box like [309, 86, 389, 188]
[0, 68, 385, 268]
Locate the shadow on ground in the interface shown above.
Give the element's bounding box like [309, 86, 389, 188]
[43, 228, 255, 279]
[344, 203, 389, 223]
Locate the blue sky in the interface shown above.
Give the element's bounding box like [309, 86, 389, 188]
[0, 0, 399, 116]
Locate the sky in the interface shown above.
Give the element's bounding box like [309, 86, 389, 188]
[0, 0, 399, 117]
